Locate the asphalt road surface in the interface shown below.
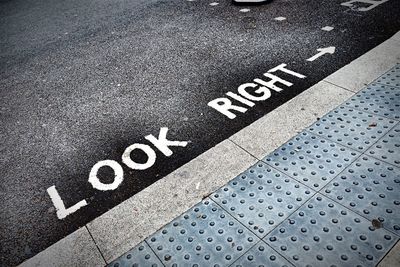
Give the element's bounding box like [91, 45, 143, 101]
[1, 0, 399, 265]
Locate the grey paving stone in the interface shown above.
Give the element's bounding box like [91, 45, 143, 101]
[19, 227, 105, 267]
[229, 81, 354, 160]
[263, 131, 360, 189]
[211, 162, 314, 238]
[344, 83, 400, 120]
[230, 241, 293, 267]
[107, 241, 164, 267]
[265, 194, 399, 267]
[145, 199, 259, 267]
[367, 123, 400, 167]
[87, 140, 257, 263]
[308, 105, 397, 152]
[322, 156, 400, 236]
[378, 241, 400, 267]
[375, 64, 400, 88]
[324, 37, 400, 92]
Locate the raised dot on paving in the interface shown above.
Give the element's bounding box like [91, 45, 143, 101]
[375, 63, 400, 88]
[107, 241, 163, 267]
[344, 83, 400, 120]
[265, 194, 398, 267]
[263, 131, 360, 189]
[146, 199, 258, 266]
[211, 162, 314, 237]
[231, 241, 292, 267]
[322, 155, 400, 236]
[308, 105, 396, 152]
[366, 124, 400, 167]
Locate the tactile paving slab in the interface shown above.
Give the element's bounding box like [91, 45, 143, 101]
[211, 162, 314, 237]
[344, 83, 400, 120]
[146, 199, 258, 267]
[322, 156, 400, 236]
[375, 64, 400, 88]
[263, 131, 360, 189]
[366, 123, 400, 167]
[107, 241, 164, 267]
[265, 194, 399, 267]
[231, 241, 293, 267]
[308, 106, 396, 152]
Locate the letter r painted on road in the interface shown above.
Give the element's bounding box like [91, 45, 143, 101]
[208, 97, 248, 119]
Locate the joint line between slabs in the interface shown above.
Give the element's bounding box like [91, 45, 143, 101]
[323, 79, 359, 93]
[227, 138, 262, 161]
[144, 239, 166, 266]
[85, 225, 108, 265]
[355, 121, 400, 169]
[376, 239, 400, 266]
[373, 81, 400, 90]
[209, 195, 309, 266]
[370, 63, 400, 85]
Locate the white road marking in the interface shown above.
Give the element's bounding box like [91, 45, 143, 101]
[307, 46, 336, 62]
[240, 9, 250, 13]
[209, 2, 219, 6]
[322, 26, 334, 31]
[47, 128, 189, 219]
[341, 0, 389, 12]
[208, 64, 306, 119]
[122, 144, 157, 170]
[89, 160, 124, 191]
[274, 17, 287, 21]
[195, 182, 200, 190]
[47, 186, 88, 219]
[145, 127, 188, 157]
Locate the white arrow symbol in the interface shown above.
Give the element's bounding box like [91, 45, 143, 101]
[307, 47, 336, 62]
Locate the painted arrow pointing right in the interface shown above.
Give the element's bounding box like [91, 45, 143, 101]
[307, 46, 336, 62]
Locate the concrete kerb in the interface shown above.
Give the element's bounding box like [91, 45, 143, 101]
[18, 227, 105, 267]
[324, 32, 400, 93]
[86, 139, 258, 262]
[18, 31, 400, 266]
[229, 80, 354, 160]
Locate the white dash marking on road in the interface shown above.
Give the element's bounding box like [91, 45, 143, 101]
[209, 2, 219, 6]
[322, 26, 334, 32]
[274, 17, 286, 21]
[240, 9, 250, 13]
[195, 182, 200, 190]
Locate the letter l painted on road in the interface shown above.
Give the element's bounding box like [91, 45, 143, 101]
[47, 186, 88, 219]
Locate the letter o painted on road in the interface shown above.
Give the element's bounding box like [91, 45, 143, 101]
[89, 160, 124, 191]
[122, 143, 156, 170]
